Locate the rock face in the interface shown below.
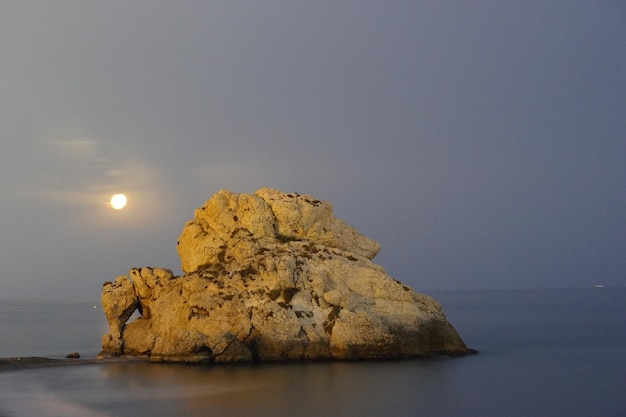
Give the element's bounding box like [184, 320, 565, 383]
[100, 188, 471, 362]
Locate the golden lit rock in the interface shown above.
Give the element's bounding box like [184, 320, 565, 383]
[99, 188, 472, 362]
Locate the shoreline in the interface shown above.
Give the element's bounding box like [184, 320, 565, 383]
[0, 356, 147, 373]
[0, 350, 478, 373]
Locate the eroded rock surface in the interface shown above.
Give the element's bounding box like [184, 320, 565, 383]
[100, 188, 471, 362]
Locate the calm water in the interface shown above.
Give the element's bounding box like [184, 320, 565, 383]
[0, 288, 624, 417]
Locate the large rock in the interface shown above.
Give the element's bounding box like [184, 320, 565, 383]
[99, 188, 472, 362]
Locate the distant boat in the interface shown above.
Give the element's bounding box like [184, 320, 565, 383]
[594, 285, 604, 288]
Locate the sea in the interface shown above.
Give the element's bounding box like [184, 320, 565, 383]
[0, 287, 624, 417]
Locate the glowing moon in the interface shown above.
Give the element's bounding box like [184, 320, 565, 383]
[110, 194, 127, 210]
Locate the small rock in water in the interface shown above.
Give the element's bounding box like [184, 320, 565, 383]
[66, 352, 80, 359]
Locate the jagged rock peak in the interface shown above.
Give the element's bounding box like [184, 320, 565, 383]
[176, 188, 380, 274]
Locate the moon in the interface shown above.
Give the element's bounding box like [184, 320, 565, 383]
[110, 194, 128, 210]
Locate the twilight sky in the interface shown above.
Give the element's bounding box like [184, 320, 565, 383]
[1, 1, 624, 298]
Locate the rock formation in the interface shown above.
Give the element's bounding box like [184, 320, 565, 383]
[100, 188, 472, 362]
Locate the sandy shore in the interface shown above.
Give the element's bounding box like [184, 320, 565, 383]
[0, 356, 148, 372]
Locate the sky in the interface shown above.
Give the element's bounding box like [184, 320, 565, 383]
[1, 1, 624, 299]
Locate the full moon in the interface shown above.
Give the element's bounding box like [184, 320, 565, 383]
[110, 194, 128, 210]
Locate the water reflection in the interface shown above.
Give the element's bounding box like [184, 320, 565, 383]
[0, 359, 459, 417]
[96, 359, 458, 417]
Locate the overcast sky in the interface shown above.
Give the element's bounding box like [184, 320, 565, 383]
[1, 1, 624, 299]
